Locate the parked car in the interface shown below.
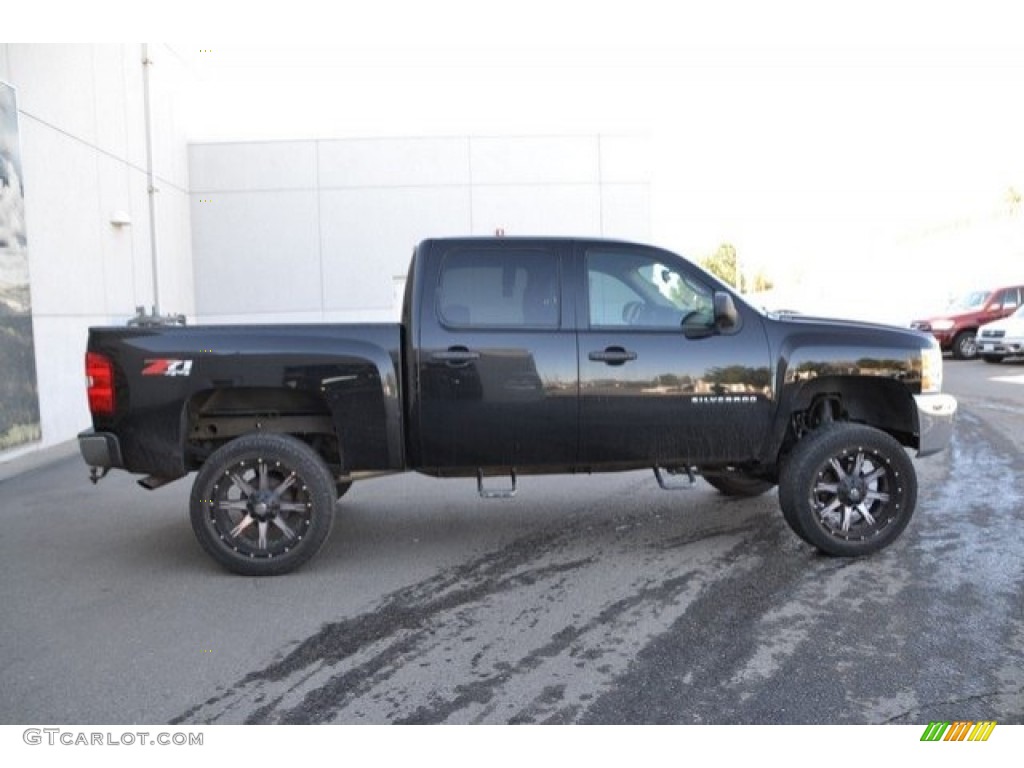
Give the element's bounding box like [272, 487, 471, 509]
[911, 284, 1024, 359]
[80, 237, 957, 575]
[977, 304, 1024, 363]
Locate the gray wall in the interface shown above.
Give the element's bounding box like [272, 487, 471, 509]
[189, 135, 650, 322]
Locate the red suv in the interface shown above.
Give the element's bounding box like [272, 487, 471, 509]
[911, 285, 1024, 359]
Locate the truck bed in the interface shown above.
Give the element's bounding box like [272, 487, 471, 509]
[85, 323, 405, 479]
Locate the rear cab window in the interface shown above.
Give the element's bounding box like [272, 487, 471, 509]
[437, 248, 561, 329]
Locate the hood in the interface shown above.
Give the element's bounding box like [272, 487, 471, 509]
[910, 308, 984, 326]
[769, 311, 936, 354]
[775, 312, 914, 335]
[980, 314, 1024, 333]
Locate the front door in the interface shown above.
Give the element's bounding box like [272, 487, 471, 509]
[576, 243, 773, 467]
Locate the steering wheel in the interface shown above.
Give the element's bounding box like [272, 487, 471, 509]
[622, 301, 644, 325]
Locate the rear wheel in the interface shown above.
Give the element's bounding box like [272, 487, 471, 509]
[190, 433, 336, 576]
[778, 423, 917, 556]
[951, 330, 977, 360]
[702, 470, 775, 497]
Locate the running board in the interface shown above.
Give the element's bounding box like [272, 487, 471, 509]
[477, 469, 517, 499]
[653, 466, 696, 491]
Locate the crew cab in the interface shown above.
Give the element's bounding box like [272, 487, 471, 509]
[79, 237, 957, 575]
[911, 284, 1024, 360]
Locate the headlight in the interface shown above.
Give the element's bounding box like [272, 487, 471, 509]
[930, 319, 955, 331]
[921, 346, 943, 393]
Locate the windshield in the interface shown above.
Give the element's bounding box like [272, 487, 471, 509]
[947, 290, 989, 311]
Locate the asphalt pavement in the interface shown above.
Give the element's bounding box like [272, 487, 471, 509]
[1, 360, 1022, 724]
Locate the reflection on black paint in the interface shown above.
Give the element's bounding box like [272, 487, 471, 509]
[421, 348, 546, 404]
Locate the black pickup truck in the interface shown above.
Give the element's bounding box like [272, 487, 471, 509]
[79, 237, 957, 575]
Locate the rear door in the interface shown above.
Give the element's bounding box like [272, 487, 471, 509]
[416, 241, 578, 471]
[575, 242, 773, 466]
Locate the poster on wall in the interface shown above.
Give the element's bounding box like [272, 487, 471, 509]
[0, 82, 41, 451]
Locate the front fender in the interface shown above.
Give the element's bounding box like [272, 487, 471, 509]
[762, 340, 923, 464]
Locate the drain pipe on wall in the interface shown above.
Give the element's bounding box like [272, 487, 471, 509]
[141, 43, 160, 316]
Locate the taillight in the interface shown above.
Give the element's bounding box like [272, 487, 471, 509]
[86, 352, 115, 416]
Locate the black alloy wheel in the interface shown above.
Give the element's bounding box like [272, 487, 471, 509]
[189, 433, 336, 576]
[778, 423, 917, 556]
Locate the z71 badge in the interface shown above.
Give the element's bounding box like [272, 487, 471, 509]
[142, 359, 193, 377]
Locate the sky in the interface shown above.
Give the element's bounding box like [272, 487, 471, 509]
[17, 0, 1024, 322]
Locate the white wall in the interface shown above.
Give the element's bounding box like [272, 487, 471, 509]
[1, 44, 194, 456]
[190, 135, 650, 323]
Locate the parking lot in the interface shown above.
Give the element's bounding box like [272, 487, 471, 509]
[1, 359, 1022, 725]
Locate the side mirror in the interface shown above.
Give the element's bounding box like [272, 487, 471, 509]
[714, 291, 739, 330]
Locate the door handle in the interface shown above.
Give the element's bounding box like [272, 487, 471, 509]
[588, 347, 637, 365]
[432, 347, 480, 366]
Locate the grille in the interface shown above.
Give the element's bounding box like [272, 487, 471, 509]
[981, 329, 1006, 339]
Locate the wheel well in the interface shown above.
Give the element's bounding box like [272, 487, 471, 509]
[184, 387, 340, 471]
[782, 377, 917, 462]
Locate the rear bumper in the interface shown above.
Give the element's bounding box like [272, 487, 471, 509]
[914, 394, 957, 458]
[78, 429, 124, 468]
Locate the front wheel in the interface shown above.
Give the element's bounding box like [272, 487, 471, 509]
[778, 423, 917, 556]
[951, 330, 977, 360]
[190, 433, 336, 576]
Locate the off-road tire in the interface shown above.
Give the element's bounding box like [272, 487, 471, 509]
[778, 423, 917, 556]
[189, 433, 336, 576]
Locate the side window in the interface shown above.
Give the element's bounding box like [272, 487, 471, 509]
[1004, 288, 1021, 310]
[437, 249, 559, 329]
[586, 249, 713, 329]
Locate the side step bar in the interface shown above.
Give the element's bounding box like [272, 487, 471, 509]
[653, 466, 696, 491]
[474, 466, 696, 497]
[477, 469, 517, 499]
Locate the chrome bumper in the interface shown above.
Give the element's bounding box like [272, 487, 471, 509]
[914, 394, 957, 458]
[978, 338, 1023, 355]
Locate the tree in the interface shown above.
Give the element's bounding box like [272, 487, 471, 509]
[1007, 186, 1022, 216]
[749, 271, 774, 292]
[701, 243, 740, 289]
[700, 243, 773, 293]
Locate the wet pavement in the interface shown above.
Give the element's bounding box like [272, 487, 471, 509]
[2, 361, 1022, 724]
